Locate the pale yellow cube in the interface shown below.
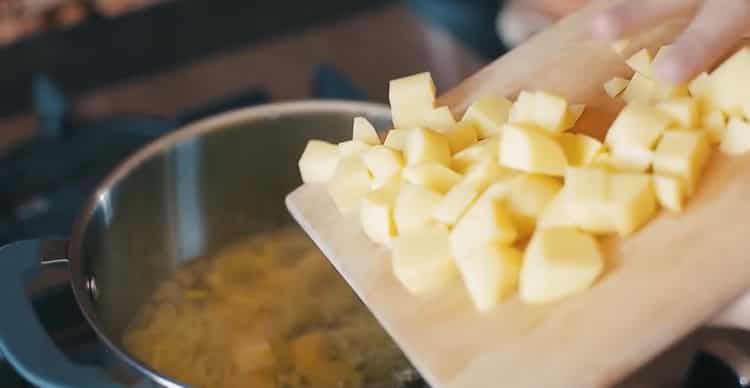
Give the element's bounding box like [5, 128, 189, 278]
[605, 102, 670, 149]
[537, 191, 575, 229]
[424, 106, 457, 132]
[520, 228, 603, 304]
[608, 172, 658, 236]
[703, 110, 727, 144]
[689, 72, 712, 98]
[653, 174, 685, 212]
[607, 145, 653, 173]
[604, 77, 629, 98]
[510, 91, 569, 134]
[451, 138, 499, 173]
[394, 184, 443, 234]
[362, 145, 404, 180]
[502, 174, 563, 238]
[404, 128, 452, 167]
[327, 156, 373, 214]
[384, 129, 410, 150]
[558, 133, 603, 167]
[338, 140, 371, 156]
[403, 162, 462, 194]
[442, 121, 478, 153]
[508, 91, 536, 127]
[562, 104, 586, 131]
[360, 182, 399, 246]
[622, 73, 656, 103]
[462, 158, 512, 191]
[298, 140, 340, 183]
[456, 244, 522, 311]
[720, 117, 750, 155]
[389, 72, 436, 129]
[499, 124, 568, 176]
[626, 48, 653, 78]
[708, 47, 750, 116]
[461, 95, 513, 139]
[562, 167, 616, 234]
[432, 182, 481, 226]
[392, 226, 458, 295]
[450, 196, 517, 260]
[653, 130, 711, 195]
[657, 98, 699, 128]
[352, 117, 381, 145]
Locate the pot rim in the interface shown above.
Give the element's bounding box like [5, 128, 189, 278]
[66, 99, 391, 386]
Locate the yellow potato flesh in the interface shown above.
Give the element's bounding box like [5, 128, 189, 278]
[462, 95, 513, 139]
[510, 91, 569, 134]
[450, 196, 517, 260]
[392, 225, 457, 295]
[432, 182, 481, 226]
[327, 156, 373, 214]
[441, 121, 478, 153]
[499, 124, 568, 176]
[456, 244, 522, 311]
[389, 72, 436, 129]
[451, 138, 499, 173]
[653, 174, 685, 212]
[501, 174, 563, 239]
[298, 140, 340, 183]
[657, 98, 699, 129]
[720, 117, 750, 155]
[394, 184, 443, 234]
[653, 130, 711, 195]
[604, 77, 629, 97]
[338, 140, 371, 156]
[361, 145, 404, 180]
[558, 133, 603, 167]
[403, 128, 452, 167]
[423, 106, 457, 132]
[352, 117, 381, 145]
[384, 129, 410, 150]
[360, 181, 399, 246]
[402, 162, 462, 194]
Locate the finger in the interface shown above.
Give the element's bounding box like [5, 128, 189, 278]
[525, 0, 588, 17]
[654, 0, 750, 84]
[591, 0, 696, 40]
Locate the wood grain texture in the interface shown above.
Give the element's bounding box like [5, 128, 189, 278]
[286, 1, 750, 387]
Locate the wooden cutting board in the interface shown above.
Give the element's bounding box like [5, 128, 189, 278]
[287, 1, 750, 387]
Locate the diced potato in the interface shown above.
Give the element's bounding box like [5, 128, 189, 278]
[720, 117, 750, 155]
[299, 140, 340, 183]
[562, 167, 616, 234]
[622, 73, 656, 103]
[462, 95, 513, 139]
[338, 140, 371, 156]
[384, 129, 410, 150]
[653, 174, 685, 212]
[652, 82, 689, 101]
[519, 228, 603, 304]
[394, 184, 443, 234]
[424, 106, 457, 131]
[360, 181, 399, 246]
[462, 158, 512, 191]
[442, 121, 478, 153]
[562, 104, 586, 130]
[510, 91, 569, 134]
[626, 48, 653, 78]
[657, 98, 699, 128]
[502, 174, 563, 238]
[389, 72, 436, 129]
[537, 191, 575, 229]
[611, 39, 629, 55]
[392, 225, 458, 294]
[403, 128, 452, 167]
[608, 172, 657, 236]
[362, 145, 404, 180]
[456, 244, 522, 311]
[607, 145, 652, 173]
[352, 117, 381, 145]
[689, 72, 711, 97]
[508, 91, 536, 127]
[604, 77, 629, 98]
[709, 47, 750, 116]
[653, 130, 711, 195]
[327, 156, 373, 214]
[403, 162, 462, 194]
[499, 124, 568, 176]
[605, 102, 670, 149]
[450, 196, 517, 260]
[558, 133, 603, 167]
[451, 138, 499, 173]
[703, 110, 727, 144]
[432, 182, 481, 226]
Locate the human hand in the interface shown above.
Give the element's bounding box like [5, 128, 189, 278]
[592, 0, 750, 84]
[497, 0, 587, 47]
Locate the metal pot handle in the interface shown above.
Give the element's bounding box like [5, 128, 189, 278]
[0, 240, 122, 388]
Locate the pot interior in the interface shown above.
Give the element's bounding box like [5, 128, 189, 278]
[73, 101, 411, 386]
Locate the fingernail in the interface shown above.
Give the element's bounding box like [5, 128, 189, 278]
[591, 13, 621, 40]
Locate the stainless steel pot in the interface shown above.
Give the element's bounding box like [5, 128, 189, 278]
[0, 100, 403, 387]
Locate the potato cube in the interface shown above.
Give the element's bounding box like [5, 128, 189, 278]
[360, 182, 399, 246]
[605, 102, 670, 149]
[338, 140, 371, 156]
[362, 145, 404, 180]
[299, 140, 340, 183]
[709, 47, 750, 116]
[558, 133, 603, 167]
[653, 130, 711, 195]
[404, 128, 452, 167]
[657, 98, 699, 128]
[510, 91, 569, 134]
[653, 174, 685, 212]
[456, 244, 522, 311]
[450, 196, 517, 260]
[502, 174, 563, 238]
[562, 167, 616, 234]
[499, 124, 568, 176]
[442, 121, 478, 153]
[607, 145, 652, 173]
[432, 182, 481, 226]
[562, 104, 586, 130]
[604, 77, 629, 97]
[520, 228, 603, 304]
[327, 156, 373, 214]
[389, 72, 436, 129]
[462, 158, 512, 191]
[394, 184, 443, 234]
[622, 73, 656, 103]
[403, 162, 462, 194]
[688, 72, 711, 98]
[461, 95, 513, 139]
[424, 106, 457, 131]
[703, 110, 727, 144]
[538, 191, 575, 229]
[451, 138, 499, 173]
[508, 91, 536, 127]
[626, 48, 653, 77]
[608, 172, 658, 236]
[720, 117, 750, 155]
[384, 129, 410, 150]
[352, 117, 381, 145]
[392, 226, 458, 295]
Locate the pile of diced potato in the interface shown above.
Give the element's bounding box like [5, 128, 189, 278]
[297, 43, 750, 312]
